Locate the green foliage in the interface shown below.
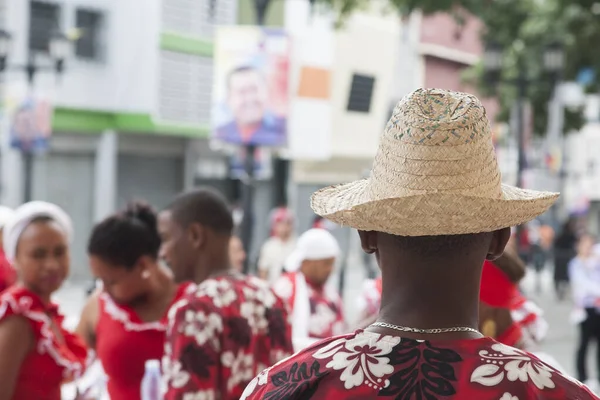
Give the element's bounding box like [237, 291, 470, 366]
[318, 0, 599, 135]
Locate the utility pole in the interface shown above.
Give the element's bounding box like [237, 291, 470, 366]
[240, 0, 271, 274]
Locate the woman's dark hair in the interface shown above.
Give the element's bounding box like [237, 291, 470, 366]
[87, 201, 161, 269]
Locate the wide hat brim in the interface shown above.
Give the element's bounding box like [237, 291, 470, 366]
[311, 180, 559, 236]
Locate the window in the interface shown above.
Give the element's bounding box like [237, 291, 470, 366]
[75, 9, 104, 60]
[29, 1, 61, 53]
[347, 74, 375, 113]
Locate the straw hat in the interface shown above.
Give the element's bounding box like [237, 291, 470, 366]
[311, 88, 559, 236]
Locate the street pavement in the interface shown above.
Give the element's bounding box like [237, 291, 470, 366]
[54, 248, 590, 382]
[521, 268, 583, 378]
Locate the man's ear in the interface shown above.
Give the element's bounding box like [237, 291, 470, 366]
[486, 227, 511, 261]
[358, 230, 378, 254]
[187, 222, 205, 249]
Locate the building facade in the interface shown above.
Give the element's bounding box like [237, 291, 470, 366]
[0, 0, 236, 278]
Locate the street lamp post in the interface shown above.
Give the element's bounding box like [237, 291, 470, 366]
[543, 41, 567, 224]
[0, 29, 71, 203]
[237, 0, 272, 274]
[483, 41, 565, 254]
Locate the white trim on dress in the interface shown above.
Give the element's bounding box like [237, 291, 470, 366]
[0, 293, 84, 379]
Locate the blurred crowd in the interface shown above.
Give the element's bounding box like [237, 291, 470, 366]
[0, 89, 599, 400]
[0, 193, 593, 399]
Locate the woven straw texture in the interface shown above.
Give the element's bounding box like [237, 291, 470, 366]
[311, 88, 559, 236]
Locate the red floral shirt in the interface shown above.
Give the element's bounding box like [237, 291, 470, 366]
[272, 272, 345, 339]
[163, 274, 293, 400]
[241, 329, 598, 400]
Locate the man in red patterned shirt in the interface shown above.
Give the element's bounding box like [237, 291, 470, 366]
[158, 188, 294, 400]
[241, 89, 598, 399]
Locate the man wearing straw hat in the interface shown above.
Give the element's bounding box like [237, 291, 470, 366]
[241, 88, 598, 399]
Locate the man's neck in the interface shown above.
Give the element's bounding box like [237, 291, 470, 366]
[145, 266, 177, 306]
[300, 272, 324, 291]
[276, 233, 291, 242]
[374, 254, 483, 340]
[193, 252, 231, 284]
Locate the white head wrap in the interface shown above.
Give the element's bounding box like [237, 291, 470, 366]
[0, 206, 15, 230]
[284, 228, 340, 273]
[3, 201, 73, 263]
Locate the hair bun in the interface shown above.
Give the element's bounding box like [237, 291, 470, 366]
[124, 201, 157, 229]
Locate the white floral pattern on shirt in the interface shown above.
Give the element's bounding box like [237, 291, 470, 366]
[221, 350, 255, 392]
[313, 331, 400, 390]
[162, 355, 191, 389]
[471, 343, 555, 390]
[181, 309, 223, 349]
[195, 279, 237, 308]
[240, 301, 269, 333]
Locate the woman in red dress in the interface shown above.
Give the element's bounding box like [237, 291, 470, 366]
[479, 254, 529, 349]
[0, 201, 87, 400]
[76, 201, 192, 400]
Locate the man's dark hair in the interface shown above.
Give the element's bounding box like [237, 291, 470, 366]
[227, 65, 261, 90]
[88, 201, 161, 269]
[391, 233, 492, 257]
[167, 188, 233, 236]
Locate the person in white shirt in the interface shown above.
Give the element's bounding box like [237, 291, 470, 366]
[257, 207, 296, 283]
[272, 228, 344, 351]
[569, 234, 600, 387]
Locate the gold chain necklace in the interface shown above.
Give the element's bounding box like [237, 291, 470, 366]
[371, 321, 481, 335]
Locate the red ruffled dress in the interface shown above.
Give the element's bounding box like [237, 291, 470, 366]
[95, 282, 193, 400]
[0, 286, 87, 400]
[480, 260, 526, 348]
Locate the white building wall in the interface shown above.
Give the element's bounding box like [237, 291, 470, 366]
[285, 0, 404, 185]
[4, 0, 161, 113]
[161, 0, 237, 38]
[330, 16, 399, 159]
[0, 0, 236, 274]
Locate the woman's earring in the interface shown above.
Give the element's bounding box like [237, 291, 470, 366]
[142, 270, 151, 279]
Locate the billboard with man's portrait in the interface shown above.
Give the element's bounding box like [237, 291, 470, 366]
[212, 26, 290, 147]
